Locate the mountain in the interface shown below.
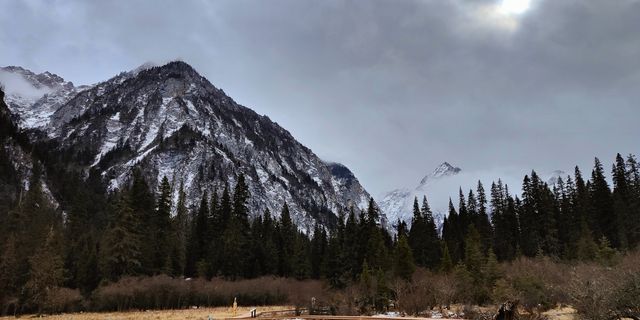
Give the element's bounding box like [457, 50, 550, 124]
[546, 170, 567, 186]
[0, 66, 89, 132]
[0, 87, 58, 214]
[1, 61, 372, 231]
[378, 162, 461, 228]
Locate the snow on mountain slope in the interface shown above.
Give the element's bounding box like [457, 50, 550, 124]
[0, 66, 88, 132]
[379, 162, 461, 228]
[0, 88, 59, 210]
[4, 61, 373, 231]
[546, 170, 567, 186]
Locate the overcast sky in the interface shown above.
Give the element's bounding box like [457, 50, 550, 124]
[1, 0, 639, 198]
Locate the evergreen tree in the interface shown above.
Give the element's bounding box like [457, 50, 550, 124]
[0, 235, 19, 302]
[170, 180, 188, 276]
[261, 209, 279, 275]
[222, 176, 252, 278]
[220, 184, 232, 229]
[24, 228, 64, 313]
[277, 202, 295, 277]
[324, 233, 347, 288]
[207, 188, 222, 276]
[393, 235, 415, 281]
[408, 197, 426, 266]
[232, 174, 250, 228]
[440, 242, 454, 272]
[590, 158, 619, 247]
[154, 176, 173, 273]
[442, 198, 462, 262]
[310, 223, 327, 279]
[474, 182, 494, 253]
[128, 170, 156, 275]
[185, 192, 209, 277]
[626, 155, 640, 247]
[100, 193, 142, 280]
[292, 232, 311, 279]
[575, 220, 598, 261]
[343, 207, 360, 279]
[612, 153, 630, 249]
[421, 196, 441, 269]
[364, 199, 390, 271]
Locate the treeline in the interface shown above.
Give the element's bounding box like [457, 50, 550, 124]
[1, 147, 640, 314]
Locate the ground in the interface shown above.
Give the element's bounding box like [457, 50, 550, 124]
[0, 305, 578, 320]
[0, 305, 293, 320]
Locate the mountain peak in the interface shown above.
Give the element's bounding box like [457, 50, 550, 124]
[151, 60, 200, 77]
[420, 162, 461, 185]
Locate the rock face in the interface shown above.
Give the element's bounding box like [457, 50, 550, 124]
[0, 66, 87, 132]
[378, 162, 462, 229]
[1, 61, 373, 231]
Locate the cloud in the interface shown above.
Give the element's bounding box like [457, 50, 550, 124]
[0, 70, 52, 99]
[1, 0, 639, 200]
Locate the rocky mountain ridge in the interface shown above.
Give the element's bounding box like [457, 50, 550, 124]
[1, 61, 373, 231]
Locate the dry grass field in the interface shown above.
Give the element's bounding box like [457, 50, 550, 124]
[0, 305, 578, 320]
[0, 305, 294, 320]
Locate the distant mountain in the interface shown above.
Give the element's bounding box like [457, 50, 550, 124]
[546, 170, 567, 186]
[0, 87, 58, 213]
[0, 66, 88, 132]
[378, 162, 461, 229]
[1, 61, 373, 231]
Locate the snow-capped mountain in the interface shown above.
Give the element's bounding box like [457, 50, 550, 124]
[1, 61, 372, 231]
[0, 88, 59, 212]
[546, 170, 567, 186]
[0, 66, 88, 132]
[379, 162, 461, 228]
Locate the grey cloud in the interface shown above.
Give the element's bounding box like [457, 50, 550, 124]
[1, 0, 639, 198]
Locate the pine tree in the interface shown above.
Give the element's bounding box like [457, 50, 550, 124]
[128, 170, 156, 275]
[0, 235, 19, 301]
[232, 174, 250, 228]
[408, 197, 426, 266]
[612, 154, 630, 249]
[422, 196, 441, 269]
[464, 226, 484, 278]
[170, 180, 188, 276]
[154, 176, 173, 273]
[590, 158, 619, 247]
[220, 184, 232, 229]
[393, 235, 415, 281]
[324, 233, 347, 288]
[343, 207, 360, 279]
[575, 220, 598, 261]
[13, 163, 61, 289]
[208, 188, 222, 276]
[277, 202, 295, 277]
[458, 188, 471, 237]
[292, 232, 311, 279]
[261, 209, 278, 275]
[221, 214, 249, 279]
[442, 198, 462, 262]
[440, 242, 454, 272]
[492, 180, 519, 260]
[25, 228, 64, 313]
[310, 224, 327, 279]
[364, 199, 390, 271]
[626, 155, 640, 247]
[100, 193, 142, 280]
[185, 192, 209, 277]
[474, 182, 494, 253]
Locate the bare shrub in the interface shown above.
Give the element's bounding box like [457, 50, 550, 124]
[43, 287, 84, 313]
[91, 275, 322, 312]
[494, 257, 570, 313]
[568, 250, 640, 320]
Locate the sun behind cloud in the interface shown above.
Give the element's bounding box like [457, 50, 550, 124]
[497, 0, 532, 15]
